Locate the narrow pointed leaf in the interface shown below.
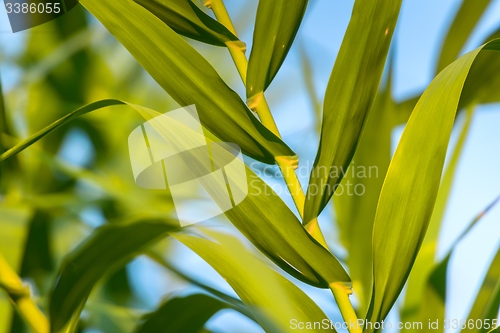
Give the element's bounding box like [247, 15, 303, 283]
[0, 99, 122, 163]
[173, 230, 336, 333]
[132, 107, 350, 289]
[462, 245, 500, 333]
[49, 217, 177, 332]
[134, 0, 238, 46]
[436, 0, 492, 73]
[0, 204, 33, 333]
[222, 165, 350, 288]
[147, 254, 254, 320]
[80, 0, 296, 164]
[246, 0, 308, 97]
[334, 78, 398, 314]
[135, 294, 231, 333]
[401, 106, 475, 327]
[304, 0, 402, 224]
[366, 40, 500, 329]
[4, 101, 349, 292]
[415, 194, 500, 333]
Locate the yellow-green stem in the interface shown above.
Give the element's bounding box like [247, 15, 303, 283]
[0, 253, 49, 333]
[209, 0, 360, 328]
[331, 282, 362, 333]
[226, 41, 248, 84]
[208, 0, 327, 248]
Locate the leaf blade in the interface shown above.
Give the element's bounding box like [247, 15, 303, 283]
[80, 0, 296, 164]
[133, 0, 238, 46]
[366, 40, 500, 328]
[436, 0, 492, 73]
[173, 229, 336, 333]
[304, 0, 402, 224]
[135, 294, 230, 333]
[247, 0, 308, 97]
[49, 217, 177, 332]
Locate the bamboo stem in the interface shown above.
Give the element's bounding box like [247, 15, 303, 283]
[0, 253, 49, 333]
[331, 282, 362, 333]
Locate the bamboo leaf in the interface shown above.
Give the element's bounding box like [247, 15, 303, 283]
[147, 254, 255, 320]
[462, 245, 500, 333]
[436, 0, 492, 73]
[366, 40, 500, 329]
[299, 45, 322, 132]
[488, 326, 500, 333]
[0, 204, 34, 333]
[49, 217, 178, 332]
[135, 294, 230, 333]
[333, 72, 398, 314]
[0, 100, 121, 163]
[416, 194, 500, 333]
[3, 101, 349, 291]
[246, 0, 308, 98]
[222, 165, 350, 288]
[400, 106, 476, 327]
[80, 0, 296, 165]
[124, 106, 350, 288]
[397, 30, 500, 126]
[173, 229, 336, 333]
[304, 0, 402, 224]
[133, 0, 239, 46]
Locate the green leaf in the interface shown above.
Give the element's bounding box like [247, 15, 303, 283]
[304, 0, 402, 224]
[246, 0, 308, 97]
[79, 0, 296, 165]
[436, 0, 492, 73]
[49, 217, 177, 332]
[299, 44, 322, 133]
[135, 294, 230, 333]
[400, 106, 476, 327]
[488, 326, 500, 333]
[219, 163, 350, 288]
[333, 72, 398, 314]
[397, 29, 500, 126]
[133, 0, 239, 46]
[0, 204, 33, 333]
[122, 105, 347, 288]
[147, 253, 255, 320]
[461, 245, 500, 333]
[4, 100, 349, 291]
[365, 40, 500, 329]
[173, 229, 336, 333]
[414, 193, 500, 333]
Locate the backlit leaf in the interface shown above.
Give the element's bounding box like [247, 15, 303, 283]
[436, 0, 492, 73]
[49, 217, 177, 332]
[247, 0, 308, 97]
[80, 0, 296, 165]
[400, 106, 475, 327]
[173, 229, 336, 333]
[304, 0, 402, 224]
[131, 106, 350, 289]
[416, 193, 500, 333]
[366, 40, 500, 330]
[135, 294, 230, 333]
[134, 0, 238, 46]
[334, 73, 398, 314]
